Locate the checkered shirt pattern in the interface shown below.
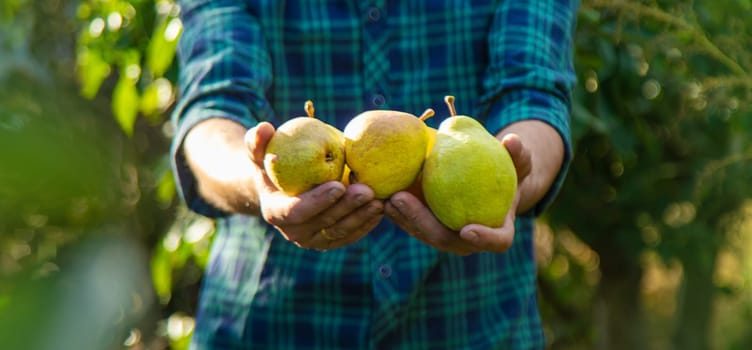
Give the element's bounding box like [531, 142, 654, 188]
[171, 1, 578, 348]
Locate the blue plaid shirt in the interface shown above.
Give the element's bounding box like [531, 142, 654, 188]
[172, 0, 578, 349]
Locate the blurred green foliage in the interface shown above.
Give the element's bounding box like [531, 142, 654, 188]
[0, 0, 202, 349]
[2, 0, 752, 349]
[76, 0, 181, 135]
[543, 1, 752, 349]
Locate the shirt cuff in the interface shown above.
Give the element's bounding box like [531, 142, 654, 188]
[484, 88, 572, 217]
[170, 97, 258, 218]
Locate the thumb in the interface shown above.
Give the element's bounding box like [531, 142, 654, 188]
[245, 122, 276, 167]
[500, 133, 532, 183]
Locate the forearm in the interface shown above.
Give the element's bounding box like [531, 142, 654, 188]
[183, 118, 262, 215]
[497, 120, 565, 213]
[483, 0, 577, 215]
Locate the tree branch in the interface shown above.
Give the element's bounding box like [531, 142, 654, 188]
[585, 0, 749, 77]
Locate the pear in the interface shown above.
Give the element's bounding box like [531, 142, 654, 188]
[340, 164, 352, 186]
[264, 101, 345, 196]
[405, 119, 437, 202]
[344, 108, 434, 199]
[425, 126, 437, 157]
[422, 96, 517, 231]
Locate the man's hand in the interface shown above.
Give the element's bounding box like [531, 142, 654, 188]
[246, 122, 384, 251]
[385, 133, 531, 256]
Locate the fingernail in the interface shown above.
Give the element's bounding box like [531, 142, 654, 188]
[328, 188, 344, 201]
[384, 204, 397, 217]
[355, 194, 368, 205]
[393, 199, 405, 210]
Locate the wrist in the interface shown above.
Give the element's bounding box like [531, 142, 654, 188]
[184, 118, 262, 215]
[497, 120, 565, 214]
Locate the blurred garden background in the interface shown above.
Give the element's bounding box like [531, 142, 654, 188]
[1, 0, 752, 349]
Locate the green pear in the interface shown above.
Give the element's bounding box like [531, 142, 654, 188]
[264, 101, 345, 196]
[344, 108, 434, 199]
[422, 96, 517, 231]
[404, 123, 437, 203]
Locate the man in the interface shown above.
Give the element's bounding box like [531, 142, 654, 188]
[172, 0, 579, 348]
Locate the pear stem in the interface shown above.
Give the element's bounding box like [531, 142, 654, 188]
[305, 100, 315, 118]
[418, 108, 435, 122]
[444, 95, 457, 116]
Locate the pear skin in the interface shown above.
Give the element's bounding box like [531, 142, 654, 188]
[264, 101, 345, 196]
[340, 164, 352, 186]
[344, 109, 432, 199]
[405, 113, 437, 203]
[425, 126, 437, 157]
[422, 96, 517, 231]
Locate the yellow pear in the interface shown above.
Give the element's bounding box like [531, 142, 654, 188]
[422, 96, 517, 231]
[340, 164, 352, 186]
[343, 108, 434, 199]
[264, 101, 345, 196]
[425, 126, 437, 157]
[405, 119, 437, 203]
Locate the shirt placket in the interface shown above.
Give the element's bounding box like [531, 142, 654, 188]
[360, 0, 389, 109]
[357, 0, 400, 345]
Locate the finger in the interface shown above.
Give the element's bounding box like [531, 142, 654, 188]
[342, 210, 383, 244]
[245, 122, 276, 167]
[459, 193, 519, 253]
[325, 199, 384, 239]
[384, 191, 437, 240]
[459, 224, 514, 253]
[273, 190, 379, 246]
[310, 211, 383, 251]
[314, 184, 376, 230]
[271, 222, 326, 249]
[387, 192, 477, 255]
[295, 227, 329, 250]
[500, 133, 532, 182]
[261, 181, 346, 226]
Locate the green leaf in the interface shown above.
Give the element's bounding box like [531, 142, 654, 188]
[150, 247, 173, 304]
[0, 0, 23, 20]
[112, 74, 139, 136]
[167, 313, 194, 350]
[170, 332, 192, 350]
[77, 49, 111, 99]
[139, 80, 160, 117]
[140, 78, 175, 123]
[156, 165, 177, 205]
[146, 16, 181, 77]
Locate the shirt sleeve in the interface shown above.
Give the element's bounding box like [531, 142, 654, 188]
[479, 0, 579, 217]
[171, 0, 274, 217]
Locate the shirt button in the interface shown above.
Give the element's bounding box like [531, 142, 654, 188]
[371, 94, 386, 107]
[367, 7, 381, 22]
[377, 264, 392, 279]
